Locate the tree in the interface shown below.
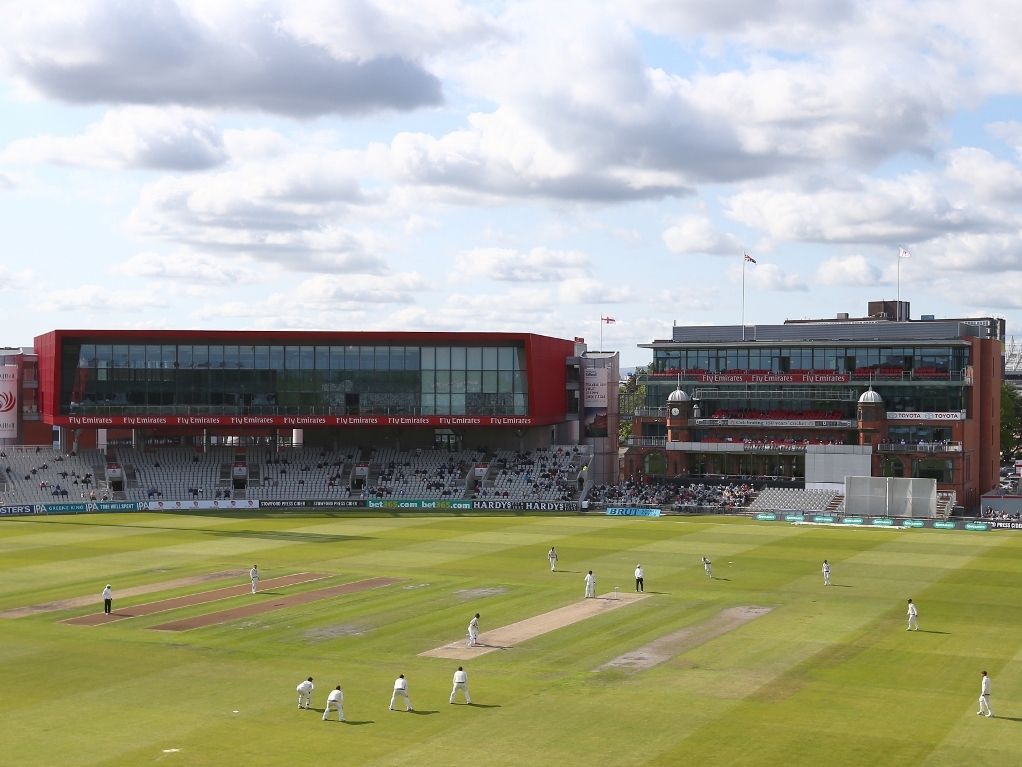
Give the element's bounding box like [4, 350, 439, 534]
[619, 419, 633, 443]
[1001, 382, 1022, 462]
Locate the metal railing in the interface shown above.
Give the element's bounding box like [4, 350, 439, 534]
[633, 407, 667, 417]
[624, 437, 667, 447]
[878, 442, 963, 453]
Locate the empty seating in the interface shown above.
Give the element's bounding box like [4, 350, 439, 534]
[747, 488, 838, 511]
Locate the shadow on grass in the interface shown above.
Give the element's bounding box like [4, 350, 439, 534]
[407, 710, 439, 715]
[711, 578, 731, 582]
[992, 716, 1022, 722]
[466, 703, 501, 709]
[342, 720, 374, 726]
[830, 584, 854, 588]
[917, 630, 951, 635]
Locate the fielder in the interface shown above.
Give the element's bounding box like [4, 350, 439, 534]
[323, 686, 344, 721]
[450, 667, 471, 704]
[250, 564, 259, 594]
[978, 671, 994, 717]
[548, 547, 558, 571]
[390, 674, 413, 711]
[584, 570, 596, 598]
[702, 557, 712, 578]
[102, 584, 113, 614]
[822, 560, 831, 586]
[467, 613, 480, 647]
[907, 599, 919, 630]
[297, 677, 313, 709]
[634, 564, 644, 592]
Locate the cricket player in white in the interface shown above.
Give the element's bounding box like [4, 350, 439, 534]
[297, 677, 313, 709]
[978, 671, 993, 717]
[323, 686, 344, 721]
[250, 565, 259, 594]
[467, 613, 480, 647]
[634, 565, 644, 592]
[450, 667, 471, 704]
[702, 557, 712, 578]
[102, 584, 113, 614]
[548, 547, 558, 571]
[907, 599, 919, 630]
[584, 570, 596, 598]
[822, 560, 831, 586]
[390, 674, 413, 711]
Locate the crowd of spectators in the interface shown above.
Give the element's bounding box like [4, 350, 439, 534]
[588, 481, 754, 509]
[982, 507, 1021, 520]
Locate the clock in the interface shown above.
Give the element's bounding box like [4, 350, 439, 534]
[670, 407, 681, 417]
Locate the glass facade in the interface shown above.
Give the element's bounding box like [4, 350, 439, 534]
[653, 346, 969, 375]
[63, 342, 529, 416]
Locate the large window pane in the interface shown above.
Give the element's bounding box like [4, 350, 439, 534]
[515, 348, 526, 371]
[223, 346, 239, 369]
[375, 346, 389, 370]
[112, 345, 130, 368]
[285, 346, 300, 369]
[269, 346, 285, 370]
[405, 347, 420, 370]
[299, 346, 315, 369]
[435, 370, 451, 394]
[360, 346, 375, 370]
[253, 346, 269, 369]
[420, 393, 435, 415]
[193, 346, 210, 368]
[178, 345, 193, 369]
[345, 345, 359, 369]
[451, 393, 466, 413]
[498, 371, 514, 392]
[467, 347, 482, 369]
[466, 369, 482, 393]
[483, 347, 498, 370]
[482, 370, 498, 393]
[390, 347, 405, 371]
[513, 371, 526, 392]
[239, 346, 254, 369]
[79, 344, 95, 368]
[435, 394, 450, 415]
[144, 345, 162, 368]
[208, 346, 224, 368]
[450, 346, 466, 370]
[435, 347, 451, 369]
[451, 370, 466, 393]
[497, 347, 513, 370]
[329, 346, 345, 370]
[420, 370, 434, 392]
[420, 347, 435, 370]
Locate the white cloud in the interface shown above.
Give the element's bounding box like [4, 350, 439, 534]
[815, 254, 884, 286]
[125, 151, 389, 273]
[193, 272, 429, 320]
[36, 285, 167, 312]
[557, 278, 639, 304]
[115, 251, 262, 284]
[731, 262, 807, 291]
[1, 107, 227, 170]
[0, 0, 468, 116]
[662, 215, 744, 255]
[451, 247, 590, 282]
[0, 265, 33, 292]
[944, 147, 1022, 202]
[726, 171, 1011, 244]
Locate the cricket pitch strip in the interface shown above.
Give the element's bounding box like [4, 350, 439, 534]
[420, 591, 649, 660]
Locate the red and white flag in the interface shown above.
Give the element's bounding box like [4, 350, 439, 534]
[899, 247, 911, 258]
[601, 316, 616, 324]
[744, 253, 756, 263]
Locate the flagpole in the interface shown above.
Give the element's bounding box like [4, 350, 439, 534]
[600, 315, 603, 353]
[741, 254, 746, 341]
[897, 249, 900, 308]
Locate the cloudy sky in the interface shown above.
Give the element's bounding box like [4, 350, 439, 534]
[1, 0, 1021, 365]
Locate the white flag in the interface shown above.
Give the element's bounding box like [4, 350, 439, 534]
[899, 247, 911, 258]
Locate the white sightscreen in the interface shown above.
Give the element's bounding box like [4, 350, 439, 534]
[844, 476, 937, 518]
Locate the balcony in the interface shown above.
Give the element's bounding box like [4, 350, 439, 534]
[877, 441, 962, 453]
[633, 407, 667, 417]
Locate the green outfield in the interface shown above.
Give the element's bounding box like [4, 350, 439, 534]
[2, 512, 1021, 767]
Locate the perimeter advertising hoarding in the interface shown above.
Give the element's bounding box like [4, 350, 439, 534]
[0, 366, 17, 439]
[747, 512, 992, 531]
[606, 507, 662, 516]
[887, 411, 966, 421]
